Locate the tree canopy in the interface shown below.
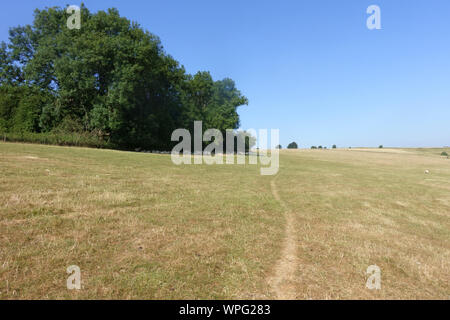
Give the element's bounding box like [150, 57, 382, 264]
[0, 5, 248, 150]
[287, 142, 298, 149]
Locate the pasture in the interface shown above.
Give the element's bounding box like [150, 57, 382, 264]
[0, 142, 449, 299]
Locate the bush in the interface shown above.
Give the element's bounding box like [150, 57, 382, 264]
[318, 145, 323, 149]
[311, 146, 317, 149]
[287, 142, 298, 149]
[441, 151, 448, 156]
[379, 145, 383, 148]
[3, 131, 110, 149]
[332, 145, 337, 149]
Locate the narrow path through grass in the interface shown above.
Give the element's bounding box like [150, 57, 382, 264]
[268, 177, 299, 299]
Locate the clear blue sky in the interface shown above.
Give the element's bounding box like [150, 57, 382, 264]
[1, 0, 449, 148]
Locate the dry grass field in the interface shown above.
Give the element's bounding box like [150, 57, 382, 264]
[0, 142, 449, 299]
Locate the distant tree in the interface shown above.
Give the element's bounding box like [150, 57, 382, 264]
[441, 151, 448, 156]
[379, 145, 383, 149]
[287, 142, 298, 149]
[311, 146, 317, 149]
[332, 145, 337, 149]
[276, 144, 282, 149]
[318, 145, 323, 149]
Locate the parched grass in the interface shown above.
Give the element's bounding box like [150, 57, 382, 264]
[278, 148, 450, 299]
[0, 142, 283, 299]
[0, 142, 449, 299]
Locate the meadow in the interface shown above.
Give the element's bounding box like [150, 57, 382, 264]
[0, 142, 449, 299]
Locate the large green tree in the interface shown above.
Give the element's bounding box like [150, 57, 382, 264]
[0, 5, 248, 150]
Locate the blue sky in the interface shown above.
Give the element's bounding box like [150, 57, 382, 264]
[1, 0, 449, 148]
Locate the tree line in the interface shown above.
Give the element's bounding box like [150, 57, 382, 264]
[276, 143, 338, 149]
[0, 6, 249, 150]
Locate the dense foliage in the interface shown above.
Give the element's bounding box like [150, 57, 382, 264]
[0, 6, 248, 150]
[287, 142, 298, 149]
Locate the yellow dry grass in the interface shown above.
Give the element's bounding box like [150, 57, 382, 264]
[0, 142, 449, 299]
